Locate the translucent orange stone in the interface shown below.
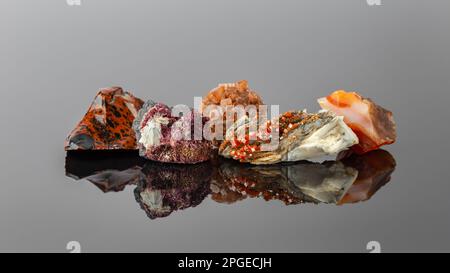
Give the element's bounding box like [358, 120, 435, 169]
[318, 90, 397, 154]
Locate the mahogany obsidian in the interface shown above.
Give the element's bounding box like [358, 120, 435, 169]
[65, 87, 144, 150]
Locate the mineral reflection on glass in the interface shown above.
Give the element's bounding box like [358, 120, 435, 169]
[133, 100, 212, 164]
[134, 162, 212, 219]
[215, 159, 357, 205]
[318, 90, 397, 154]
[64, 149, 396, 218]
[65, 150, 145, 192]
[337, 149, 397, 205]
[218, 110, 358, 164]
[65, 87, 144, 150]
[212, 150, 396, 205]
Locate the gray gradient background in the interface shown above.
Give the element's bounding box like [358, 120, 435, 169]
[1, 0, 449, 252]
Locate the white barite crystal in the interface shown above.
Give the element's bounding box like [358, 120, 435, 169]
[138, 115, 170, 148]
[140, 189, 172, 213]
[284, 116, 358, 162]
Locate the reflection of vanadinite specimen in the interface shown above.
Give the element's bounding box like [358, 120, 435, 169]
[216, 159, 357, 205]
[65, 87, 144, 150]
[133, 101, 212, 164]
[318, 90, 397, 154]
[219, 111, 358, 164]
[134, 162, 212, 219]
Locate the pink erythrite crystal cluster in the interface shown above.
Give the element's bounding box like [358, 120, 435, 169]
[133, 100, 212, 164]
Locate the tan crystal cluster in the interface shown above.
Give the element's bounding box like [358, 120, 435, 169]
[200, 80, 263, 112]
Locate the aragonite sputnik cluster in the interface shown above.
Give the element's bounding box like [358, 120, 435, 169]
[132, 100, 212, 164]
[200, 80, 263, 112]
[65, 87, 144, 150]
[200, 80, 264, 147]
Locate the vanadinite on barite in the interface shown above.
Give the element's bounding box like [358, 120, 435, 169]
[133, 101, 213, 164]
[65, 87, 144, 150]
[218, 110, 359, 164]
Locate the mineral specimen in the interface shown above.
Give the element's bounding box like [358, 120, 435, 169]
[65, 87, 144, 150]
[200, 80, 264, 146]
[200, 80, 263, 112]
[218, 110, 358, 164]
[134, 162, 212, 219]
[318, 90, 397, 154]
[133, 100, 212, 164]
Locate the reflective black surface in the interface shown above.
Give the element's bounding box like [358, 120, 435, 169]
[65, 150, 396, 220]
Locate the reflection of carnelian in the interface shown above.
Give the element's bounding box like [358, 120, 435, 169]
[338, 150, 396, 205]
[318, 90, 397, 154]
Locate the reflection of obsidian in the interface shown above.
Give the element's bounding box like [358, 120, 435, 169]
[134, 162, 212, 219]
[65, 150, 145, 192]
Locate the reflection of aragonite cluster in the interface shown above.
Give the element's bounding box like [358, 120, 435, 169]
[66, 149, 396, 219]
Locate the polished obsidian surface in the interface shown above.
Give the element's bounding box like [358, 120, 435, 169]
[1, 1, 450, 252]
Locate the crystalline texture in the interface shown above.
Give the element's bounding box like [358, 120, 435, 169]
[200, 80, 264, 147]
[65, 87, 144, 150]
[201, 80, 263, 111]
[219, 111, 358, 164]
[133, 101, 212, 164]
